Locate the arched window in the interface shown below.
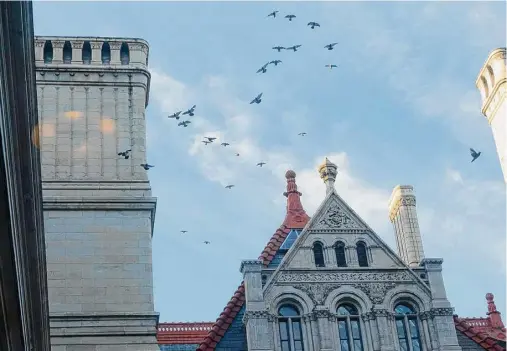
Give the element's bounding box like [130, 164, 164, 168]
[63, 41, 72, 64]
[278, 304, 304, 351]
[82, 41, 92, 64]
[43, 40, 53, 64]
[394, 303, 422, 351]
[313, 242, 325, 267]
[337, 303, 363, 351]
[335, 241, 347, 267]
[356, 241, 368, 267]
[487, 65, 495, 88]
[120, 42, 130, 65]
[101, 42, 111, 64]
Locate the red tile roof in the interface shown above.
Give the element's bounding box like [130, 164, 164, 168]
[157, 322, 215, 345]
[454, 293, 506, 351]
[196, 170, 310, 351]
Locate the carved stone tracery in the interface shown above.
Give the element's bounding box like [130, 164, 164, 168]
[279, 271, 412, 284]
[293, 284, 340, 305]
[351, 282, 397, 304]
[430, 307, 454, 316]
[316, 203, 360, 229]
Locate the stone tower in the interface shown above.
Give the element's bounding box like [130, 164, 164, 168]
[34, 36, 159, 350]
[388, 185, 425, 268]
[476, 48, 507, 183]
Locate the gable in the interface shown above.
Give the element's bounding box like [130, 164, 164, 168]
[215, 305, 247, 351]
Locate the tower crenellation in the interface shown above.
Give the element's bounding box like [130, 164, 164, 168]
[476, 47, 506, 183]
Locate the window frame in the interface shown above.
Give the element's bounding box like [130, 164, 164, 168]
[336, 303, 364, 351]
[313, 241, 325, 268]
[277, 304, 305, 351]
[335, 241, 347, 267]
[356, 241, 368, 267]
[394, 303, 422, 351]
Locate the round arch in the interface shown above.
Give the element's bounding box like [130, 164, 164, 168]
[325, 285, 373, 313]
[270, 287, 314, 316]
[383, 285, 431, 312]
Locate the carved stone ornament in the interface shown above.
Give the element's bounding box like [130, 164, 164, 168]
[372, 309, 391, 318]
[430, 307, 454, 316]
[312, 309, 333, 319]
[294, 284, 341, 305]
[361, 312, 375, 321]
[52, 40, 65, 48]
[351, 282, 397, 304]
[35, 40, 45, 47]
[401, 196, 416, 206]
[243, 310, 270, 324]
[419, 311, 431, 320]
[70, 40, 84, 48]
[110, 42, 122, 50]
[91, 42, 102, 49]
[278, 271, 412, 284]
[315, 203, 361, 229]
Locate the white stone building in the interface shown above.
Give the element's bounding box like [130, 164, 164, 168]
[34, 36, 159, 351]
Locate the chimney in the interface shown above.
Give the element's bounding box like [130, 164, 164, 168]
[388, 185, 425, 268]
[486, 293, 505, 329]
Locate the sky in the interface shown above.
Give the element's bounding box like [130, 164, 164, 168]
[33, 1, 506, 322]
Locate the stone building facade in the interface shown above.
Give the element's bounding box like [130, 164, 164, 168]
[34, 36, 159, 350]
[157, 159, 505, 351]
[476, 48, 507, 183]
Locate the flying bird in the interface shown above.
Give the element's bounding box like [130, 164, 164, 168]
[182, 105, 196, 116]
[256, 63, 269, 74]
[203, 241, 211, 244]
[221, 142, 230, 147]
[225, 185, 235, 189]
[250, 93, 263, 104]
[285, 14, 296, 21]
[168, 111, 182, 119]
[325, 64, 338, 70]
[118, 149, 132, 159]
[235, 153, 240, 156]
[470, 148, 482, 162]
[257, 162, 266, 167]
[140, 164, 154, 170]
[307, 21, 320, 29]
[178, 120, 191, 127]
[298, 132, 307, 136]
[286, 45, 302, 52]
[269, 60, 282, 66]
[272, 46, 286, 52]
[205, 137, 217, 142]
[267, 11, 279, 18]
[202, 140, 212, 145]
[180, 230, 188, 234]
[324, 43, 338, 50]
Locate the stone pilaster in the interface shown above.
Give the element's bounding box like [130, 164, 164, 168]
[346, 245, 359, 267]
[430, 308, 461, 351]
[372, 309, 395, 351]
[313, 309, 334, 351]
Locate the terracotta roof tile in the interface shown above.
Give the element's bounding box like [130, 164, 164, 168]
[454, 316, 506, 351]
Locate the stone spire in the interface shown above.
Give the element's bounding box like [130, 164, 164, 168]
[318, 157, 338, 194]
[282, 170, 310, 229]
[486, 293, 505, 329]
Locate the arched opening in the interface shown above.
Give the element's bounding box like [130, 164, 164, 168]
[335, 241, 347, 267]
[101, 41, 111, 64]
[120, 42, 130, 65]
[62, 41, 72, 64]
[394, 303, 422, 351]
[337, 303, 363, 351]
[43, 40, 53, 64]
[313, 241, 325, 267]
[487, 65, 495, 88]
[82, 41, 92, 64]
[278, 304, 305, 351]
[356, 241, 368, 267]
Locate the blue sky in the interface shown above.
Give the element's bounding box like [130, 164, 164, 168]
[34, 1, 506, 322]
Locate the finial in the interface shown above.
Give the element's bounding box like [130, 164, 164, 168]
[486, 293, 505, 329]
[282, 170, 310, 229]
[318, 157, 338, 194]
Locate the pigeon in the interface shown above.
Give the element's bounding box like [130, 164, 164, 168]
[324, 43, 338, 50]
[221, 142, 230, 147]
[182, 105, 196, 116]
[272, 46, 286, 52]
[205, 137, 217, 142]
[250, 93, 263, 104]
[257, 162, 266, 167]
[267, 11, 279, 18]
[325, 64, 338, 70]
[225, 185, 235, 189]
[180, 230, 188, 234]
[298, 132, 307, 136]
[140, 164, 154, 170]
[257, 63, 269, 74]
[470, 148, 482, 162]
[178, 120, 191, 127]
[285, 14, 296, 21]
[235, 153, 240, 156]
[202, 140, 212, 145]
[286, 45, 302, 52]
[204, 241, 211, 244]
[307, 22, 320, 29]
[118, 149, 132, 159]
[269, 60, 282, 66]
[168, 111, 182, 119]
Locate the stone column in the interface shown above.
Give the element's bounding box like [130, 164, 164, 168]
[110, 42, 122, 64]
[346, 245, 358, 267]
[52, 40, 64, 64]
[420, 312, 434, 351]
[326, 246, 336, 266]
[308, 313, 320, 351]
[362, 312, 377, 351]
[70, 40, 84, 64]
[91, 41, 102, 64]
[240, 260, 273, 351]
[314, 309, 334, 351]
[373, 309, 396, 351]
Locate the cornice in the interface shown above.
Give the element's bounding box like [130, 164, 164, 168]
[476, 48, 506, 87]
[481, 78, 507, 121]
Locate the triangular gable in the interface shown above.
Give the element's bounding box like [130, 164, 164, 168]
[264, 189, 431, 294]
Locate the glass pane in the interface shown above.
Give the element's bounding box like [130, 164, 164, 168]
[341, 340, 350, 351]
[292, 321, 302, 341]
[412, 338, 421, 351]
[356, 242, 368, 267]
[351, 320, 361, 339]
[295, 340, 304, 351]
[279, 305, 300, 317]
[338, 320, 348, 339]
[354, 339, 363, 351]
[409, 318, 419, 338]
[395, 304, 415, 315]
[399, 339, 409, 351]
[279, 321, 289, 340]
[281, 341, 291, 351]
[338, 304, 358, 315]
[396, 319, 406, 338]
[314, 243, 325, 267]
